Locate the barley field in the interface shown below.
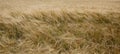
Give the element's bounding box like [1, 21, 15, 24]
[0, 0, 120, 54]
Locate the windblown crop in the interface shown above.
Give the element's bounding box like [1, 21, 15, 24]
[0, 0, 120, 54]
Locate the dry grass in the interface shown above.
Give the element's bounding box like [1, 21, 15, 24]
[0, 0, 120, 54]
[0, 9, 120, 54]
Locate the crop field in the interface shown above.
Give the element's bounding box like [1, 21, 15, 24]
[0, 0, 120, 54]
